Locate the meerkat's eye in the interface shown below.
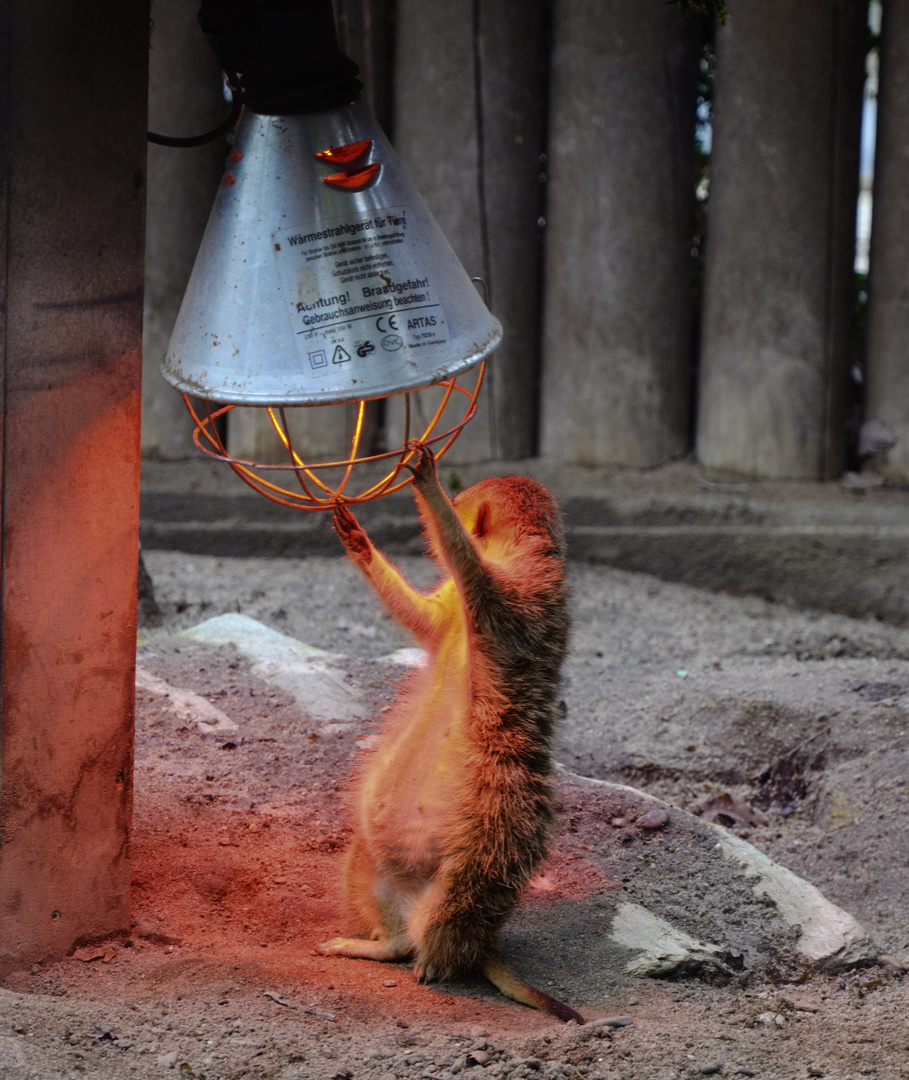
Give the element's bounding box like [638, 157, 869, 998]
[473, 503, 490, 539]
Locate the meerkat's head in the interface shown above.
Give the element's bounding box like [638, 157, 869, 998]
[452, 476, 564, 559]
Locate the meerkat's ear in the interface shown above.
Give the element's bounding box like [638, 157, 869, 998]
[473, 503, 491, 539]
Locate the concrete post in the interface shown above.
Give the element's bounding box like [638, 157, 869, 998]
[387, 0, 550, 462]
[696, 0, 867, 479]
[539, 2, 701, 467]
[864, 0, 909, 480]
[0, 0, 147, 974]
[143, 0, 226, 459]
[335, 0, 395, 131]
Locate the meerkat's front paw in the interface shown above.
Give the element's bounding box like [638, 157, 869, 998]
[404, 440, 437, 486]
[332, 506, 372, 563]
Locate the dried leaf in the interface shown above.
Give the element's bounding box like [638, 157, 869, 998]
[72, 946, 117, 963]
[89, 1025, 121, 1041]
[696, 792, 767, 829]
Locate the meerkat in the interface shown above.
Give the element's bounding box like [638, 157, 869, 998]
[318, 441, 581, 1023]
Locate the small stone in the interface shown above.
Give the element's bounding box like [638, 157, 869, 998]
[698, 1064, 723, 1076]
[467, 1050, 491, 1066]
[157, 1051, 180, 1069]
[637, 808, 670, 830]
[588, 1016, 634, 1029]
[382, 980, 397, 988]
[807, 1068, 825, 1078]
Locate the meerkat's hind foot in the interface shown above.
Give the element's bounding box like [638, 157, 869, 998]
[413, 960, 445, 984]
[482, 956, 584, 1024]
[317, 936, 411, 963]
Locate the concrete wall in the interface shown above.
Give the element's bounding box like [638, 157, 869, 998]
[388, 0, 549, 463]
[0, 0, 147, 973]
[696, 0, 867, 479]
[540, 2, 701, 467]
[143, 0, 226, 459]
[864, 0, 909, 481]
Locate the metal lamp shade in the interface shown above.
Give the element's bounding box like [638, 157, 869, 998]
[162, 98, 502, 406]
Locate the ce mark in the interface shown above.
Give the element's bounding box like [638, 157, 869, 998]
[375, 314, 399, 332]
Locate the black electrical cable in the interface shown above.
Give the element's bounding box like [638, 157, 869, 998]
[147, 89, 242, 148]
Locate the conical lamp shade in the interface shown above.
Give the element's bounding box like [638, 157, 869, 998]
[162, 98, 502, 406]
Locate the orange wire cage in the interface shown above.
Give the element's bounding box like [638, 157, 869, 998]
[183, 360, 485, 511]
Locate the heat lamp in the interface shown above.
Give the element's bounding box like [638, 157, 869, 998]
[160, 0, 501, 509]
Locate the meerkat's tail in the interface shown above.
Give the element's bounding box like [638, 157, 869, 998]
[482, 956, 584, 1024]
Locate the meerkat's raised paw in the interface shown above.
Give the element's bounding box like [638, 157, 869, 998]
[332, 505, 371, 562]
[402, 439, 436, 484]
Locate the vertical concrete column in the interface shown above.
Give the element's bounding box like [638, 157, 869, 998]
[335, 0, 396, 130]
[864, 0, 909, 480]
[0, 1, 147, 973]
[388, 0, 550, 462]
[539, 3, 701, 467]
[697, 0, 867, 479]
[143, 0, 226, 459]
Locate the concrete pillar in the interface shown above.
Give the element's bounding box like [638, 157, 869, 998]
[864, 0, 909, 480]
[539, 2, 701, 467]
[143, 0, 227, 459]
[335, 0, 395, 131]
[387, 0, 550, 462]
[696, 0, 867, 479]
[0, 0, 147, 974]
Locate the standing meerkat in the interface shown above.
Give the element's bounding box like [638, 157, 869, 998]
[318, 441, 581, 1023]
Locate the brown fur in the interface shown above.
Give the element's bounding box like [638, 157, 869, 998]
[318, 443, 581, 1023]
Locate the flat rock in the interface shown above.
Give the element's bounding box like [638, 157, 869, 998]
[181, 612, 367, 722]
[136, 665, 239, 734]
[531, 771, 874, 993]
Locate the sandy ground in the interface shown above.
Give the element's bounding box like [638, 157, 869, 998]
[2, 530, 909, 1079]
